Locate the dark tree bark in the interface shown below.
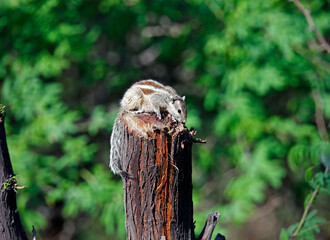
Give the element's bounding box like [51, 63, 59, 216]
[117, 112, 219, 240]
[0, 113, 28, 240]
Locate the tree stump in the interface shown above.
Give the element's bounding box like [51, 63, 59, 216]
[117, 111, 220, 240]
[0, 113, 28, 240]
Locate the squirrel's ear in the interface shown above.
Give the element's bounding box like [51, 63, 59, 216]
[182, 96, 185, 101]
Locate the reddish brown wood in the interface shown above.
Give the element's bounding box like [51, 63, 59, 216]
[117, 112, 221, 240]
[0, 113, 28, 240]
[119, 112, 195, 240]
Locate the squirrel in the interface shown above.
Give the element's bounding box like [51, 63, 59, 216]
[109, 79, 187, 176]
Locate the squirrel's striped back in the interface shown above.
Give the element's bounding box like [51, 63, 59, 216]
[132, 79, 177, 96]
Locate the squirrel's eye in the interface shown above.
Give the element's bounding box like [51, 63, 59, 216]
[178, 109, 181, 113]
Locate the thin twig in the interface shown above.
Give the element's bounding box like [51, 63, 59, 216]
[291, 175, 319, 238]
[193, 138, 207, 144]
[291, 88, 329, 238]
[289, 0, 330, 54]
[291, 167, 328, 238]
[14, 184, 27, 190]
[311, 90, 328, 142]
[287, 1, 329, 237]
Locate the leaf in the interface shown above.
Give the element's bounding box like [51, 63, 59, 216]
[305, 167, 314, 182]
[287, 222, 299, 235]
[280, 229, 290, 240]
[305, 210, 317, 221]
[310, 172, 326, 189]
[295, 210, 325, 239]
[303, 193, 313, 209]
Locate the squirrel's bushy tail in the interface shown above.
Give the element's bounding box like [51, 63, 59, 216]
[109, 113, 125, 175]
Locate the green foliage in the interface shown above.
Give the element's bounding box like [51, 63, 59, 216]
[288, 142, 330, 171]
[281, 151, 330, 240]
[0, 0, 329, 239]
[281, 210, 326, 240]
[310, 172, 330, 194]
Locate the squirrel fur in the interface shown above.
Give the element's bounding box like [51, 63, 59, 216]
[109, 79, 187, 176]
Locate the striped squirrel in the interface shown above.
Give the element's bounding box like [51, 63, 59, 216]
[109, 79, 187, 176]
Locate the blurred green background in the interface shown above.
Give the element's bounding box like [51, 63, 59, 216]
[0, 0, 329, 239]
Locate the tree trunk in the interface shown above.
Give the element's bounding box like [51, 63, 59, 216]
[117, 112, 219, 240]
[0, 113, 28, 240]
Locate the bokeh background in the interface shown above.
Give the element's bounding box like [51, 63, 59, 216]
[0, 0, 329, 239]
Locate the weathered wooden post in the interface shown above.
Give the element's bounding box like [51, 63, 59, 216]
[0, 112, 28, 240]
[116, 111, 220, 240]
